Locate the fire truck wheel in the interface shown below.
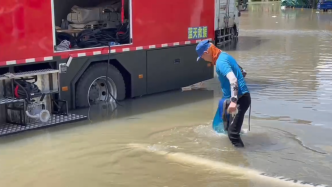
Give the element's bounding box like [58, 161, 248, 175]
[75, 63, 126, 108]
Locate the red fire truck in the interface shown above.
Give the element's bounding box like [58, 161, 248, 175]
[0, 0, 240, 136]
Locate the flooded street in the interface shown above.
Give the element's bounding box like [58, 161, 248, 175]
[1, 3, 332, 187]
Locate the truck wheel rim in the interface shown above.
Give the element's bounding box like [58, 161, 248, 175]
[87, 76, 117, 105]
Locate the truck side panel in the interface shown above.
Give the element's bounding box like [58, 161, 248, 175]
[146, 45, 213, 94]
[59, 0, 215, 59]
[0, 0, 54, 62]
[0, 0, 215, 63]
[131, 0, 215, 46]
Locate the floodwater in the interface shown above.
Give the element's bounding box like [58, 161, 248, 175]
[1, 3, 332, 187]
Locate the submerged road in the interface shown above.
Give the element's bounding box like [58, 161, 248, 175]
[1, 3, 332, 187]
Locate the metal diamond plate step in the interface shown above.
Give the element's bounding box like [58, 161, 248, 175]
[0, 114, 87, 137]
[0, 97, 24, 105]
[0, 69, 59, 81]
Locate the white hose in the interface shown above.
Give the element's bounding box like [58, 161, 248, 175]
[26, 109, 50, 123]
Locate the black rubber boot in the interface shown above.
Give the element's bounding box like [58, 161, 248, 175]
[230, 137, 245, 148]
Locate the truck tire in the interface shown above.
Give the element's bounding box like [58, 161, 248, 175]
[233, 26, 238, 37]
[75, 63, 126, 108]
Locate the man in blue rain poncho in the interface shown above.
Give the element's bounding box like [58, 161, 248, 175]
[196, 40, 251, 148]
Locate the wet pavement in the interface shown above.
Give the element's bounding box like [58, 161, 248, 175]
[1, 3, 332, 187]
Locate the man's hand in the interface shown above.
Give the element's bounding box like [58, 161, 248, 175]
[242, 70, 247, 78]
[228, 102, 238, 114]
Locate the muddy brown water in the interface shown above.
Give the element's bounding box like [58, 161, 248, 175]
[1, 3, 332, 187]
